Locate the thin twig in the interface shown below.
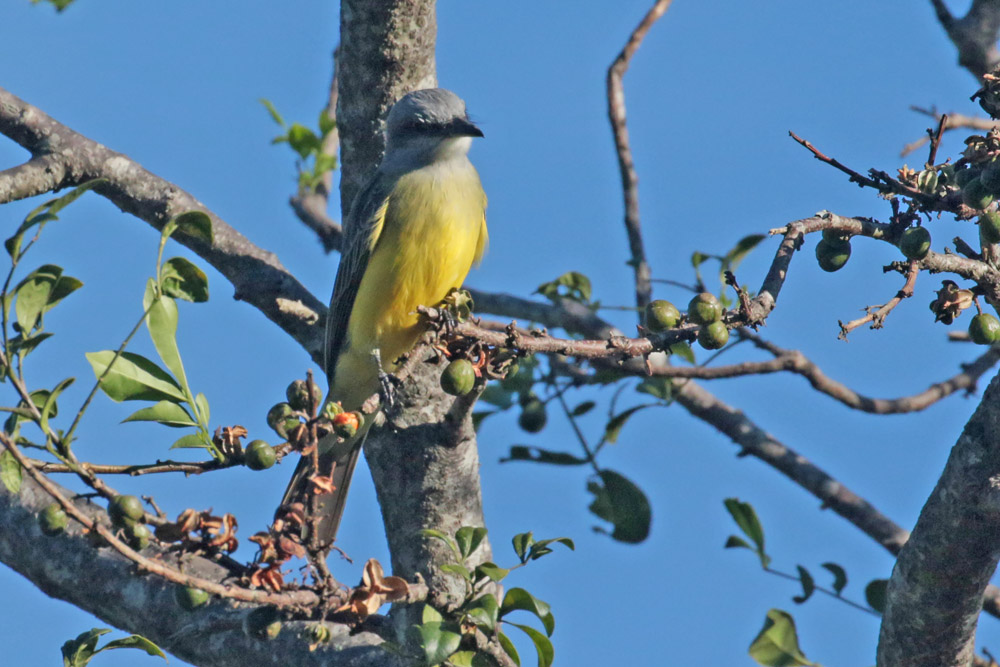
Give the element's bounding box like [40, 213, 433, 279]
[607, 0, 673, 315]
[838, 261, 921, 338]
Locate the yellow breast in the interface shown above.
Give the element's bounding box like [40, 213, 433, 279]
[333, 159, 487, 408]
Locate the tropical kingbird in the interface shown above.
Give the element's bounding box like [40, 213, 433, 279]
[280, 88, 488, 544]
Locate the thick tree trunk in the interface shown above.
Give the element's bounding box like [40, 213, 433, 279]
[877, 370, 1000, 666]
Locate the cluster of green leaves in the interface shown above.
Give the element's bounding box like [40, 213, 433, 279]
[260, 98, 337, 193]
[416, 527, 573, 667]
[61, 628, 164, 667]
[0, 181, 105, 491]
[690, 233, 765, 306]
[534, 271, 595, 308]
[85, 211, 220, 456]
[723, 498, 887, 667]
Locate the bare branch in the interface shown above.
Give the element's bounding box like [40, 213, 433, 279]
[931, 0, 1000, 80]
[839, 261, 920, 338]
[901, 106, 1000, 157]
[0, 155, 66, 204]
[607, 0, 673, 314]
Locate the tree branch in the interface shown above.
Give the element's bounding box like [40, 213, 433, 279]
[878, 369, 1000, 666]
[607, 0, 673, 314]
[931, 0, 1000, 80]
[0, 85, 327, 365]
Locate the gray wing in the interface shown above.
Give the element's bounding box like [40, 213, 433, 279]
[324, 171, 396, 386]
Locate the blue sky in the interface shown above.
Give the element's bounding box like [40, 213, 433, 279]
[0, 1, 993, 665]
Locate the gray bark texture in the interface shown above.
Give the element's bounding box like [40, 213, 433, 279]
[877, 370, 1000, 667]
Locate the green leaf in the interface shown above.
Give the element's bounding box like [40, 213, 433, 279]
[448, 651, 477, 667]
[40, 377, 74, 436]
[46, 275, 83, 313]
[670, 341, 696, 364]
[636, 377, 673, 400]
[507, 623, 554, 667]
[259, 98, 286, 127]
[6, 180, 105, 260]
[512, 532, 533, 562]
[411, 621, 462, 666]
[602, 405, 648, 444]
[500, 588, 554, 636]
[570, 401, 596, 416]
[792, 565, 814, 604]
[287, 123, 321, 159]
[170, 433, 211, 450]
[318, 109, 336, 136]
[11, 332, 53, 358]
[724, 535, 752, 550]
[587, 469, 651, 543]
[0, 449, 22, 494]
[535, 271, 592, 305]
[865, 579, 888, 613]
[194, 392, 210, 426]
[15, 264, 62, 333]
[85, 351, 186, 403]
[501, 446, 588, 466]
[747, 609, 816, 666]
[61, 627, 110, 667]
[421, 528, 462, 561]
[820, 562, 847, 596]
[171, 211, 214, 244]
[455, 526, 488, 560]
[723, 234, 767, 273]
[96, 635, 166, 660]
[422, 604, 444, 624]
[497, 631, 521, 667]
[440, 563, 472, 582]
[467, 593, 499, 633]
[144, 285, 188, 390]
[526, 537, 574, 561]
[123, 401, 197, 428]
[474, 562, 510, 583]
[723, 498, 769, 567]
[160, 257, 209, 303]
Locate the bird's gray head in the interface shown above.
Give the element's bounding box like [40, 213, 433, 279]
[383, 88, 483, 162]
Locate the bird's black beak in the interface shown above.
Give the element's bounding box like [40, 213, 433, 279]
[448, 117, 484, 138]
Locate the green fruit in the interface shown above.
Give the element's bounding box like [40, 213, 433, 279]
[962, 177, 994, 210]
[108, 495, 144, 528]
[821, 228, 849, 242]
[697, 321, 730, 350]
[687, 293, 723, 325]
[815, 238, 851, 272]
[955, 166, 979, 188]
[916, 169, 939, 194]
[266, 402, 295, 433]
[440, 359, 477, 396]
[899, 226, 931, 260]
[175, 586, 209, 611]
[39, 503, 67, 536]
[244, 606, 282, 640]
[285, 380, 317, 411]
[245, 440, 277, 470]
[518, 399, 547, 433]
[982, 158, 1000, 193]
[969, 313, 1000, 344]
[321, 400, 343, 420]
[645, 300, 680, 332]
[980, 211, 1000, 244]
[126, 522, 151, 550]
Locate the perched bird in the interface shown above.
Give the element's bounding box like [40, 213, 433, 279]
[280, 88, 488, 544]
